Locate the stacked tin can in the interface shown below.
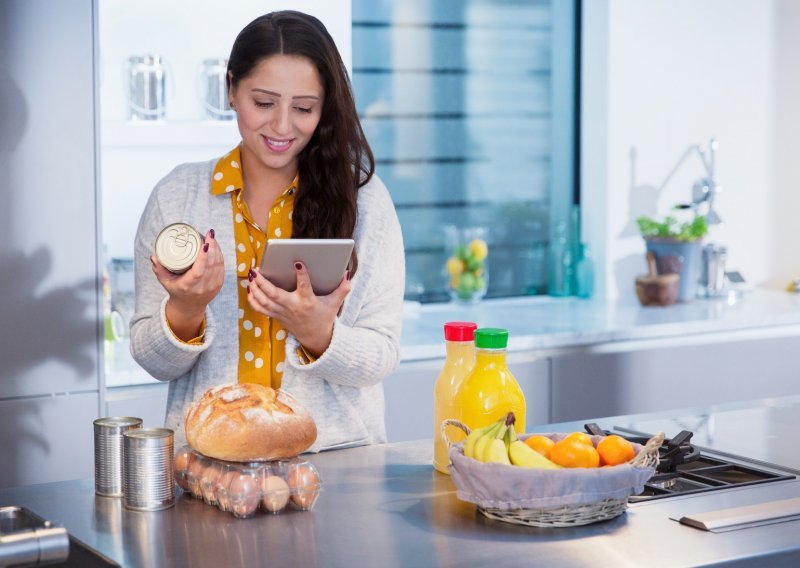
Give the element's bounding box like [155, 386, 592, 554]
[123, 428, 175, 511]
[93, 417, 143, 497]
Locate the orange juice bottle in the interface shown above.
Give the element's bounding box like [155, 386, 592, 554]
[433, 322, 477, 474]
[453, 328, 526, 437]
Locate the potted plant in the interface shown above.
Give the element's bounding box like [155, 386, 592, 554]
[636, 213, 708, 302]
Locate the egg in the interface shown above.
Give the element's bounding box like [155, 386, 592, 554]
[173, 449, 191, 491]
[227, 472, 260, 518]
[187, 455, 208, 499]
[215, 468, 239, 512]
[261, 474, 290, 513]
[287, 463, 320, 510]
[200, 462, 224, 505]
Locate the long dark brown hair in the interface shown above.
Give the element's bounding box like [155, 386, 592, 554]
[227, 11, 374, 276]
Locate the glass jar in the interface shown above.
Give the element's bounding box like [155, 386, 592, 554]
[444, 226, 489, 303]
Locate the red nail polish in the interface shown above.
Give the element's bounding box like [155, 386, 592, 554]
[247, 284, 250, 294]
[294, 262, 302, 270]
[203, 243, 209, 253]
[249, 269, 255, 280]
[346, 270, 350, 281]
[209, 228, 215, 239]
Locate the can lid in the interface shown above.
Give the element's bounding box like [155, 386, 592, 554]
[155, 223, 203, 272]
[474, 328, 509, 349]
[124, 427, 174, 440]
[94, 416, 143, 428]
[443, 321, 478, 341]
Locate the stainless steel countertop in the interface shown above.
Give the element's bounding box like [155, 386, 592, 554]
[3, 397, 800, 567]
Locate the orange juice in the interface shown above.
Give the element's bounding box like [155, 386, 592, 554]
[453, 328, 526, 436]
[433, 322, 477, 474]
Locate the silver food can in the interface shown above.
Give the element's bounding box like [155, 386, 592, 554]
[154, 223, 203, 274]
[123, 428, 175, 511]
[94, 416, 143, 497]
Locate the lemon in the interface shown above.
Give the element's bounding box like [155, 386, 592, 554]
[446, 256, 464, 277]
[469, 239, 488, 261]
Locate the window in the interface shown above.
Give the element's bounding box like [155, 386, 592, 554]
[352, 0, 579, 302]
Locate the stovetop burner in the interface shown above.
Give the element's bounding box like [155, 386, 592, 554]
[583, 423, 797, 502]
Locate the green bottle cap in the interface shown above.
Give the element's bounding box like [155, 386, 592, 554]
[474, 328, 509, 349]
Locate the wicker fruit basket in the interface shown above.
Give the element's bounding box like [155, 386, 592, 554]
[442, 419, 662, 528]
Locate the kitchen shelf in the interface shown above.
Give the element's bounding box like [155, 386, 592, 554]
[101, 120, 240, 148]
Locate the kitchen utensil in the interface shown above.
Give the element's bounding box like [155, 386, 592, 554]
[677, 497, 800, 532]
[126, 55, 168, 120]
[200, 58, 235, 120]
[0, 506, 70, 566]
[635, 252, 679, 306]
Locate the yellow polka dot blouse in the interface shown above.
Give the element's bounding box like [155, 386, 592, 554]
[210, 145, 296, 389]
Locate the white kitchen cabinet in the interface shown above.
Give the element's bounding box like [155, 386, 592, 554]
[0, 393, 98, 487]
[550, 333, 800, 422]
[383, 353, 551, 443]
[106, 384, 170, 429]
[0, 0, 102, 488]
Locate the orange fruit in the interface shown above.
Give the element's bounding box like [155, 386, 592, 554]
[524, 435, 556, 458]
[549, 438, 600, 468]
[597, 435, 635, 466]
[563, 432, 594, 446]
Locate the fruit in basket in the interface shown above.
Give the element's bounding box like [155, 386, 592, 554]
[463, 422, 499, 459]
[597, 435, 635, 466]
[481, 421, 511, 465]
[467, 421, 503, 460]
[549, 437, 601, 468]
[505, 424, 561, 470]
[563, 432, 594, 446]
[524, 435, 556, 458]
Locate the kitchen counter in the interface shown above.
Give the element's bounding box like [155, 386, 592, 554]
[3, 396, 800, 567]
[107, 288, 800, 387]
[400, 287, 800, 360]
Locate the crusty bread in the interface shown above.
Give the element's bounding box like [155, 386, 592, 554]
[184, 383, 317, 462]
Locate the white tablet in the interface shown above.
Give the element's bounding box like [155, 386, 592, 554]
[261, 239, 354, 295]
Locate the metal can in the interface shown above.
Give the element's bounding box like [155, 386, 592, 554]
[93, 416, 143, 497]
[155, 223, 203, 274]
[123, 428, 175, 511]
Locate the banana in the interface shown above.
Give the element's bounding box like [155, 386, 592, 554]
[463, 422, 497, 459]
[481, 423, 511, 465]
[470, 421, 502, 462]
[507, 424, 561, 469]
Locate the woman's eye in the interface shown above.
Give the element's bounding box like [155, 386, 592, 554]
[296, 107, 313, 114]
[255, 101, 273, 108]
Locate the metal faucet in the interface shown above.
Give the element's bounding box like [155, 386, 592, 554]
[674, 137, 722, 226]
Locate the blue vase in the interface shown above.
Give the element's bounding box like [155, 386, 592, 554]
[645, 239, 702, 302]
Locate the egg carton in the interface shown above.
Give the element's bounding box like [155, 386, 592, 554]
[173, 446, 322, 518]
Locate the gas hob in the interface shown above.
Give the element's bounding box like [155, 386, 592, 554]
[584, 424, 798, 503]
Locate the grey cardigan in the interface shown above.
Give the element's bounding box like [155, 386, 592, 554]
[130, 159, 405, 451]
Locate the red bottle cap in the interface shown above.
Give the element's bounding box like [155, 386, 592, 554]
[443, 322, 478, 341]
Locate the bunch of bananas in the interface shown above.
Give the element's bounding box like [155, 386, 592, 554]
[463, 412, 561, 469]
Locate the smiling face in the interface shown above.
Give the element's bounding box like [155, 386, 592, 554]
[229, 54, 324, 182]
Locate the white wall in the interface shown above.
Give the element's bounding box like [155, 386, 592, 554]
[99, 0, 352, 259]
[583, 0, 796, 299]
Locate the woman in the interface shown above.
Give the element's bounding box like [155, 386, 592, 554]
[130, 11, 405, 451]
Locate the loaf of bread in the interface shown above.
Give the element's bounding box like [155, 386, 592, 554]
[184, 383, 317, 462]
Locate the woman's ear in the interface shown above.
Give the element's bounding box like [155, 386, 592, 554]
[228, 71, 236, 110]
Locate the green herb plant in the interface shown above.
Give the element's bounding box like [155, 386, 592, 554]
[636, 214, 708, 242]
